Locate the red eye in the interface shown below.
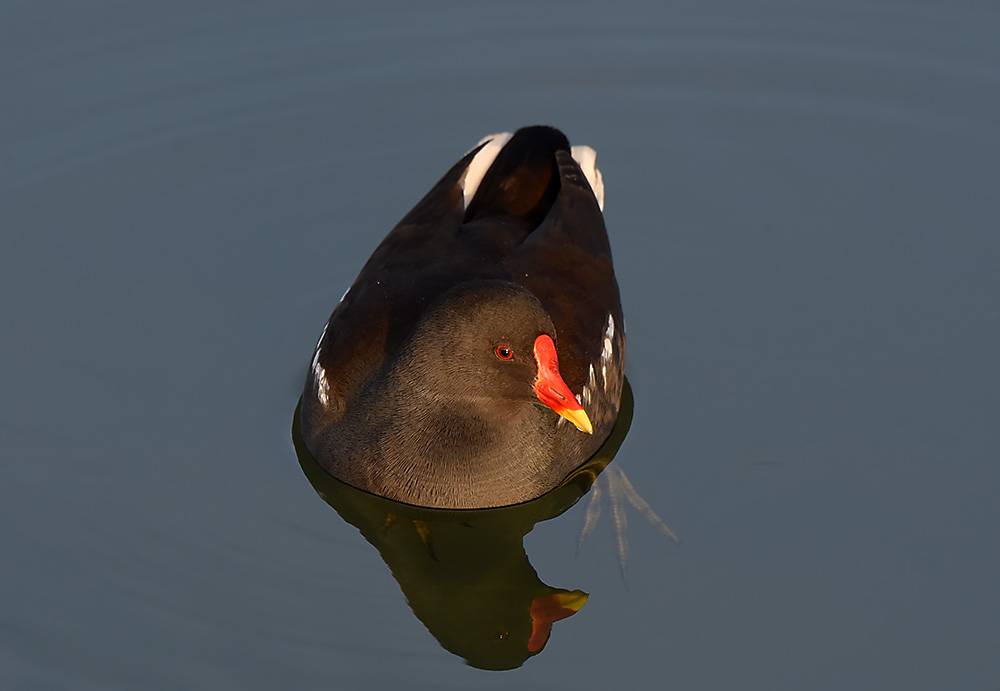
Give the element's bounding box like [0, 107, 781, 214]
[495, 345, 513, 360]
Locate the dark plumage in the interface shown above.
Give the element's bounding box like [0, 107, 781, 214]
[300, 126, 625, 508]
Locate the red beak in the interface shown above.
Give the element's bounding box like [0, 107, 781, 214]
[532, 335, 593, 434]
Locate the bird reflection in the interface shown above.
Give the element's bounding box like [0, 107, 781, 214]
[292, 380, 635, 670]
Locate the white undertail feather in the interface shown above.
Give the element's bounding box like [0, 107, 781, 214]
[462, 132, 512, 208]
[462, 132, 606, 211]
[570, 145, 605, 211]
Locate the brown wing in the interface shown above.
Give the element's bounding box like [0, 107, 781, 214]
[507, 149, 625, 412]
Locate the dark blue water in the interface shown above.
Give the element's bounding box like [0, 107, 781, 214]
[3, 1, 999, 688]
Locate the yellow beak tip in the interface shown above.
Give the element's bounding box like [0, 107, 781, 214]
[560, 408, 594, 435]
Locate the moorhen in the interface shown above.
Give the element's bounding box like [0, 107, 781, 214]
[299, 126, 625, 509]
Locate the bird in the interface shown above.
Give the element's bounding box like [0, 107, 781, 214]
[299, 126, 625, 509]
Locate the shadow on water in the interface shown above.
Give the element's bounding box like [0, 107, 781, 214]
[292, 380, 634, 670]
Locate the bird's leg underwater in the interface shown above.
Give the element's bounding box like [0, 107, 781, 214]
[577, 463, 679, 587]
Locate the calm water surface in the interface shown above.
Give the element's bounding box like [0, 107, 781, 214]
[3, 1, 999, 689]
